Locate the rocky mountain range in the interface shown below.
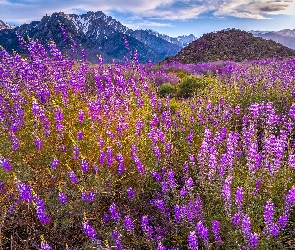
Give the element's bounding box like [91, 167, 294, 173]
[162, 29, 295, 64]
[0, 12, 196, 63]
[251, 29, 295, 50]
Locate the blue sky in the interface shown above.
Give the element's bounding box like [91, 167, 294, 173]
[1, 0, 295, 37]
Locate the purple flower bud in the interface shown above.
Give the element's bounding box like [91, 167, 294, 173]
[81, 159, 89, 172]
[0, 158, 12, 171]
[106, 147, 113, 167]
[127, 187, 134, 200]
[77, 130, 84, 140]
[40, 241, 52, 250]
[81, 191, 96, 202]
[188, 231, 198, 250]
[17, 183, 33, 201]
[109, 203, 120, 222]
[124, 216, 134, 232]
[35, 138, 42, 150]
[212, 220, 222, 245]
[196, 221, 209, 247]
[82, 221, 98, 239]
[67, 170, 78, 183]
[248, 233, 259, 249]
[73, 146, 80, 159]
[235, 187, 244, 210]
[93, 165, 100, 173]
[51, 158, 59, 169]
[58, 192, 67, 204]
[232, 212, 240, 228]
[78, 109, 85, 124]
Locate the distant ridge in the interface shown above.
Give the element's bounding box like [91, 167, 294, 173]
[0, 11, 184, 63]
[251, 29, 295, 50]
[162, 29, 295, 64]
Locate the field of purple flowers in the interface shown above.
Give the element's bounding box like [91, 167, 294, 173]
[1, 36, 295, 250]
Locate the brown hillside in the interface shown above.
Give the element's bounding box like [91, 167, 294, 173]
[162, 29, 295, 63]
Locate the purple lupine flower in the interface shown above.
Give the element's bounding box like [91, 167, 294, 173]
[116, 153, 125, 174]
[235, 187, 244, 210]
[241, 214, 252, 238]
[40, 241, 52, 250]
[284, 186, 295, 213]
[99, 150, 105, 165]
[154, 199, 165, 212]
[136, 118, 144, 136]
[81, 191, 96, 202]
[194, 198, 203, 220]
[165, 142, 172, 155]
[151, 170, 162, 182]
[287, 154, 295, 169]
[127, 187, 134, 200]
[81, 159, 89, 172]
[154, 146, 161, 159]
[187, 129, 194, 144]
[77, 130, 84, 140]
[188, 231, 198, 250]
[51, 158, 59, 169]
[221, 176, 233, 212]
[98, 137, 104, 147]
[34, 196, 51, 224]
[73, 146, 80, 159]
[248, 233, 259, 249]
[78, 109, 85, 124]
[35, 138, 42, 150]
[156, 242, 166, 250]
[264, 200, 279, 237]
[109, 203, 120, 222]
[196, 221, 209, 247]
[174, 205, 182, 223]
[0, 158, 12, 171]
[106, 147, 113, 167]
[278, 213, 288, 229]
[133, 155, 145, 174]
[17, 183, 33, 201]
[58, 192, 67, 204]
[112, 229, 122, 250]
[189, 154, 196, 168]
[93, 165, 100, 173]
[67, 170, 78, 183]
[253, 179, 262, 196]
[124, 216, 134, 232]
[10, 132, 20, 151]
[232, 212, 241, 228]
[212, 220, 222, 245]
[82, 220, 98, 239]
[167, 169, 177, 189]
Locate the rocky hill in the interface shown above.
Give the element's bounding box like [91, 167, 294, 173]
[0, 11, 182, 63]
[163, 29, 295, 64]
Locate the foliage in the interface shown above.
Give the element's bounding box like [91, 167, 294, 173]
[158, 83, 176, 97]
[176, 75, 211, 98]
[1, 37, 295, 250]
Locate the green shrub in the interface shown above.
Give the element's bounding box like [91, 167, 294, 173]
[170, 71, 187, 79]
[158, 83, 176, 97]
[176, 75, 210, 98]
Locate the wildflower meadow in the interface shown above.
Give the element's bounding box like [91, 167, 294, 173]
[0, 34, 295, 249]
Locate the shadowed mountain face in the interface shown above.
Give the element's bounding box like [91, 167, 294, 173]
[0, 11, 182, 64]
[163, 29, 295, 64]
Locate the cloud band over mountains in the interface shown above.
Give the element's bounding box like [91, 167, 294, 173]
[1, 0, 294, 24]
